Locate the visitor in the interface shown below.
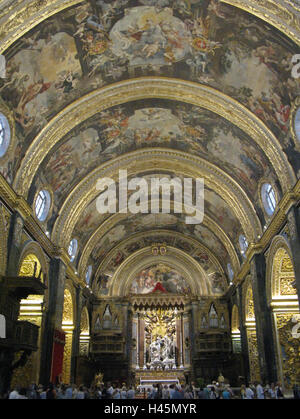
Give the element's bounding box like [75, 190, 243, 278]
[9, 387, 20, 399]
[64, 384, 73, 399]
[256, 382, 265, 399]
[198, 387, 207, 399]
[18, 388, 28, 399]
[75, 385, 84, 399]
[240, 385, 246, 399]
[46, 383, 56, 399]
[222, 387, 231, 399]
[107, 382, 114, 398]
[171, 385, 184, 399]
[162, 384, 170, 399]
[120, 385, 127, 399]
[275, 382, 284, 399]
[112, 386, 121, 399]
[209, 386, 218, 399]
[127, 385, 135, 399]
[293, 384, 300, 399]
[245, 384, 254, 399]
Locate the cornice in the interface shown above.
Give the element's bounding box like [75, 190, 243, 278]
[0, 173, 85, 286]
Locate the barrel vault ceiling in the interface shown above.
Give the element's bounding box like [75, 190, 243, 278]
[0, 0, 299, 296]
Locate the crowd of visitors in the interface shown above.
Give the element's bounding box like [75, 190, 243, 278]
[4, 381, 299, 399]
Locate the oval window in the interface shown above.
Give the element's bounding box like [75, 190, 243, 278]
[35, 190, 51, 221]
[68, 238, 78, 262]
[261, 183, 276, 216]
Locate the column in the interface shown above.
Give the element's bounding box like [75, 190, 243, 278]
[6, 212, 24, 276]
[236, 285, 250, 383]
[70, 286, 81, 384]
[39, 258, 66, 385]
[251, 254, 278, 384]
[287, 206, 300, 302]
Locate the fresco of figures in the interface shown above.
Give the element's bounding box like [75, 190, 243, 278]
[129, 264, 191, 295]
[94, 228, 228, 296]
[0, 0, 299, 184]
[33, 101, 277, 227]
[85, 211, 231, 271]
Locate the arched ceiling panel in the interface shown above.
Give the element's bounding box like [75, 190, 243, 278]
[32, 100, 280, 218]
[0, 0, 298, 189]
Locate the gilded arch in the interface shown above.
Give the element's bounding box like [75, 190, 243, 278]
[109, 246, 214, 298]
[51, 150, 262, 252]
[14, 79, 295, 198]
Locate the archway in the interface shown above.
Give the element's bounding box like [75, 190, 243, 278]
[11, 244, 48, 387]
[266, 237, 300, 389]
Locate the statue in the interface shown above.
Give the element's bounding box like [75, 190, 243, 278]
[94, 371, 104, 387]
[149, 334, 176, 370]
[149, 336, 163, 369]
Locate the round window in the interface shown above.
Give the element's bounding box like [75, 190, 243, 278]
[68, 238, 78, 262]
[261, 183, 276, 216]
[0, 113, 11, 157]
[35, 190, 51, 221]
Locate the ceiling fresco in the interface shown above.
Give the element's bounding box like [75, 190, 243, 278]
[85, 211, 231, 269]
[32, 100, 278, 209]
[0, 0, 299, 185]
[0, 0, 298, 294]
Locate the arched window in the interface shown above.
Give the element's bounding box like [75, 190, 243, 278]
[35, 190, 51, 221]
[261, 183, 276, 216]
[68, 238, 78, 262]
[227, 263, 234, 281]
[0, 113, 11, 157]
[85, 265, 92, 285]
[239, 235, 248, 256]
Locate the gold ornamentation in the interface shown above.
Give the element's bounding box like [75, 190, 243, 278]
[276, 313, 300, 388]
[247, 328, 261, 383]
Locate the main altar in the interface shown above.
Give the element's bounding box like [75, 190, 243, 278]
[130, 291, 192, 387]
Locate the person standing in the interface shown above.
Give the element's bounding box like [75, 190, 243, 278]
[245, 385, 254, 399]
[256, 382, 265, 399]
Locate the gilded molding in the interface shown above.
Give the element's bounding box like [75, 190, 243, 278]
[14, 78, 296, 198]
[109, 246, 211, 297]
[0, 0, 84, 54]
[91, 229, 236, 285]
[223, 0, 300, 45]
[82, 214, 240, 285]
[51, 149, 261, 249]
